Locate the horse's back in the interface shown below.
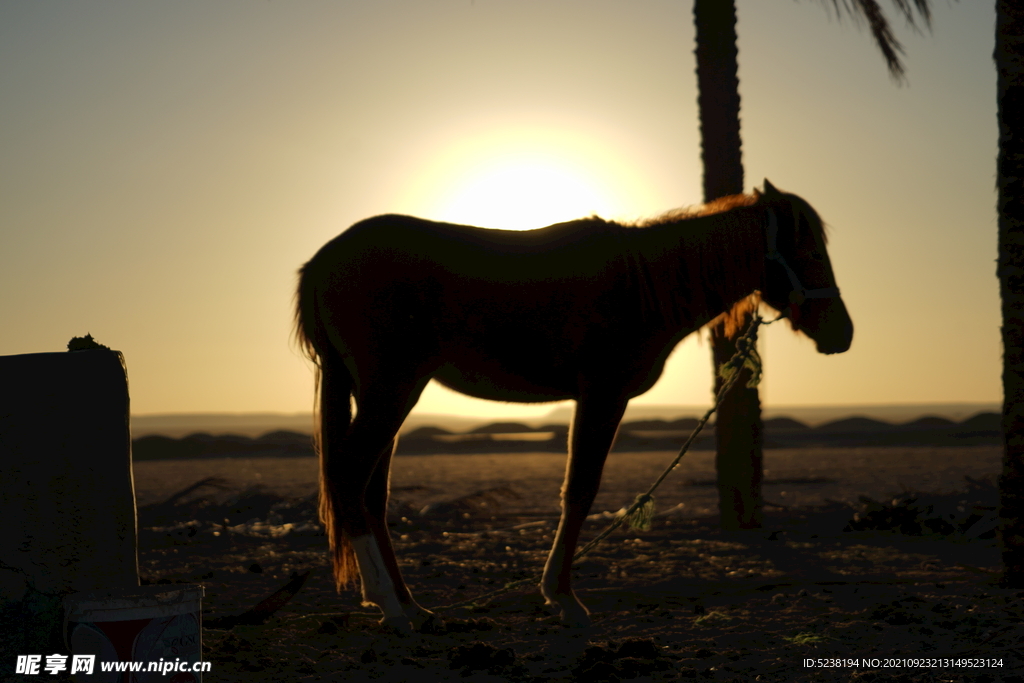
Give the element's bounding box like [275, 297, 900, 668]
[306, 214, 624, 284]
[300, 215, 644, 387]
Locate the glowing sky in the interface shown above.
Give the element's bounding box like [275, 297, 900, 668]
[0, 1, 998, 418]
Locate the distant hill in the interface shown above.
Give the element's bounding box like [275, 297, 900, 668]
[130, 412, 496, 438]
[130, 410, 1002, 460]
[131, 402, 1000, 438]
[131, 413, 315, 439]
[541, 402, 1001, 427]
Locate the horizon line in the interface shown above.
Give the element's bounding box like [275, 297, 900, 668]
[131, 400, 1001, 419]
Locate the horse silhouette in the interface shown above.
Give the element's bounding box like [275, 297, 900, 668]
[294, 179, 853, 630]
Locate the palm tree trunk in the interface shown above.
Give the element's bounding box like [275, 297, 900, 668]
[996, 0, 1024, 587]
[710, 323, 764, 529]
[694, 0, 763, 530]
[694, 0, 743, 201]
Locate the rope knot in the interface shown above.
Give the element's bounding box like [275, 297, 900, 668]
[625, 493, 656, 531]
[717, 315, 764, 389]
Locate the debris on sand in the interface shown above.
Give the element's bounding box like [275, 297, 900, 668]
[586, 506, 628, 522]
[159, 476, 233, 507]
[446, 642, 518, 676]
[139, 479, 324, 541]
[586, 501, 687, 522]
[204, 570, 312, 629]
[431, 617, 495, 634]
[140, 477, 233, 525]
[418, 485, 521, 517]
[843, 475, 999, 539]
[572, 638, 673, 682]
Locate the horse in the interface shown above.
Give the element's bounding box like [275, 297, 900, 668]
[294, 179, 853, 631]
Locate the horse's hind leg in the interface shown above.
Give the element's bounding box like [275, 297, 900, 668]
[364, 444, 436, 630]
[324, 378, 427, 633]
[541, 394, 628, 627]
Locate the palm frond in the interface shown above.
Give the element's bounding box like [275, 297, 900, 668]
[819, 0, 935, 83]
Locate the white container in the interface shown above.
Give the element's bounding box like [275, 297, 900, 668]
[64, 585, 203, 683]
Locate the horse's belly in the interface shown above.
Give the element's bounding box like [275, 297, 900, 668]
[432, 360, 575, 403]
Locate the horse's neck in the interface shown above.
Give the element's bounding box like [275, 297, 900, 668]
[631, 206, 766, 328]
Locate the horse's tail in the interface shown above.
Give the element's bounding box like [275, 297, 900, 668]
[294, 262, 360, 591]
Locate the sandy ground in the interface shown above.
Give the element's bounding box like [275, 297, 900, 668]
[131, 446, 1022, 683]
[133, 446, 1004, 514]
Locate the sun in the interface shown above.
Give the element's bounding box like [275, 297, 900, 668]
[399, 125, 655, 231]
[428, 154, 617, 230]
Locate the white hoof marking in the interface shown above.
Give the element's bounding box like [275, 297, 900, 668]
[351, 534, 405, 622]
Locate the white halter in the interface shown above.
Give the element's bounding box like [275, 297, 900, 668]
[765, 208, 841, 305]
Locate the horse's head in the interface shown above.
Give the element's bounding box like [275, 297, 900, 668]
[755, 179, 853, 355]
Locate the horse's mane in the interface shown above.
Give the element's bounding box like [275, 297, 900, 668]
[616, 190, 829, 337]
[609, 192, 764, 337]
[631, 192, 758, 228]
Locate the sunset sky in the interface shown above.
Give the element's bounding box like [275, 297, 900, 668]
[0, 1, 999, 420]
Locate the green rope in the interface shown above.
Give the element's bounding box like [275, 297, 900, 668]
[440, 311, 777, 612]
[625, 493, 656, 532]
[718, 320, 764, 389]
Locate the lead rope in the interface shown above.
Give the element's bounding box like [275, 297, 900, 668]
[440, 309, 783, 612]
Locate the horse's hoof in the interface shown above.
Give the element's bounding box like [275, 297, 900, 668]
[542, 586, 591, 627]
[556, 600, 592, 628]
[401, 601, 439, 632]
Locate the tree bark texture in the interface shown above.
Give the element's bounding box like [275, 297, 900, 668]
[694, 0, 744, 202]
[710, 323, 764, 530]
[694, 0, 763, 530]
[996, 0, 1024, 587]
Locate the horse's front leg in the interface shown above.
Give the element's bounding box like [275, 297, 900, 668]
[541, 395, 627, 627]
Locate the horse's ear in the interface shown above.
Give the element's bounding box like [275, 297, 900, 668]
[763, 179, 781, 196]
[752, 188, 762, 200]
